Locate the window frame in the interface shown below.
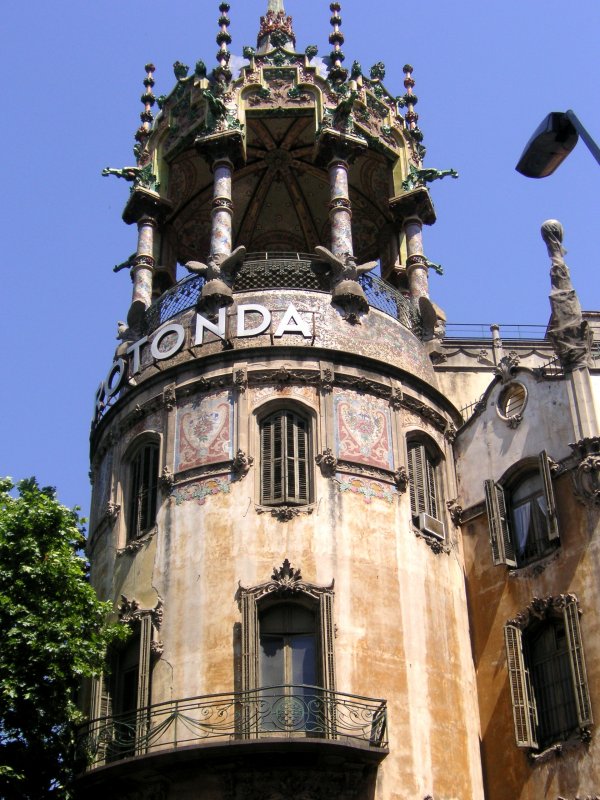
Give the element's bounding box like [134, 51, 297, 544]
[504, 595, 593, 750]
[256, 402, 314, 509]
[406, 434, 445, 539]
[485, 450, 559, 568]
[125, 436, 161, 542]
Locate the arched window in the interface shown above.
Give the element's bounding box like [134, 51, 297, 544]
[407, 437, 444, 539]
[504, 595, 592, 749]
[260, 409, 310, 506]
[485, 451, 559, 567]
[128, 440, 160, 540]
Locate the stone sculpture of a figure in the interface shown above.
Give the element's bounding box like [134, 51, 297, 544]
[541, 219, 592, 369]
[315, 246, 377, 321]
[185, 246, 247, 316]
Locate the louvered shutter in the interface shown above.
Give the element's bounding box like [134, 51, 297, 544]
[563, 599, 593, 727]
[90, 672, 112, 764]
[408, 444, 425, 517]
[241, 593, 259, 737]
[319, 592, 337, 738]
[261, 411, 310, 506]
[504, 624, 538, 748]
[136, 615, 153, 754]
[484, 480, 516, 567]
[539, 450, 560, 542]
[425, 454, 439, 519]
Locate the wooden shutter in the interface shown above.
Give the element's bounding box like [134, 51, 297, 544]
[425, 454, 439, 519]
[408, 443, 425, 517]
[90, 672, 112, 764]
[261, 411, 310, 506]
[563, 599, 593, 727]
[319, 593, 336, 692]
[136, 615, 153, 754]
[539, 450, 560, 542]
[504, 624, 538, 748]
[241, 593, 259, 738]
[484, 480, 516, 567]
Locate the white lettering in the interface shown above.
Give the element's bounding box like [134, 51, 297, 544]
[126, 336, 148, 374]
[274, 303, 312, 339]
[150, 324, 186, 360]
[237, 304, 271, 338]
[105, 358, 127, 398]
[195, 308, 226, 345]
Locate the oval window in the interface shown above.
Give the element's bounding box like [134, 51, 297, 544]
[498, 382, 527, 419]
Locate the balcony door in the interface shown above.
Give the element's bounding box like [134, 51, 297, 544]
[259, 603, 318, 732]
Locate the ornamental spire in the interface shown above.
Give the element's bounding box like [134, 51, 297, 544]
[327, 3, 348, 84]
[257, 0, 296, 51]
[134, 63, 156, 165]
[214, 2, 232, 83]
[402, 64, 425, 162]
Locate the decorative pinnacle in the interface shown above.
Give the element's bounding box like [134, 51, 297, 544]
[257, 0, 295, 51]
[328, 2, 348, 84]
[402, 64, 426, 162]
[134, 63, 155, 164]
[214, 2, 232, 83]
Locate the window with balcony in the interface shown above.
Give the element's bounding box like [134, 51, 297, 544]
[127, 439, 160, 540]
[407, 437, 445, 540]
[504, 595, 592, 750]
[485, 450, 559, 568]
[260, 409, 311, 507]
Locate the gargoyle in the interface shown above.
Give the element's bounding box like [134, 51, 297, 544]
[102, 166, 141, 182]
[402, 164, 458, 192]
[315, 245, 377, 320]
[113, 252, 136, 273]
[185, 245, 247, 315]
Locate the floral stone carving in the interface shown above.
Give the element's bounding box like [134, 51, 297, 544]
[570, 437, 600, 506]
[316, 448, 338, 477]
[232, 449, 254, 478]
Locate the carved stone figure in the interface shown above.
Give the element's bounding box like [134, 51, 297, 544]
[542, 219, 593, 369]
[402, 163, 458, 192]
[314, 245, 377, 318]
[185, 245, 247, 314]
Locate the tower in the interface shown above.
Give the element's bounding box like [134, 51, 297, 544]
[79, 3, 600, 799]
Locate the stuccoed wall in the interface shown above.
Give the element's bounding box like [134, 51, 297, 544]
[86, 307, 484, 799]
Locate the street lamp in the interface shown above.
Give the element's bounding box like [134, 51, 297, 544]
[516, 110, 600, 178]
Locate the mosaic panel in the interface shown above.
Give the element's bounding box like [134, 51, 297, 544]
[172, 477, 231, 506]
[122, 412, 163, 449]
[175, 390, 233, 472]
[336, 475, 396, 505]
[334, 389, 393, 471]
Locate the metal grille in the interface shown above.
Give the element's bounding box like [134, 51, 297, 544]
[77, 686, 388, 769]
[143, 253, 421, 334]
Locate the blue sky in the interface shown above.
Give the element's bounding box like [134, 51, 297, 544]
[2, 0, 599, 513]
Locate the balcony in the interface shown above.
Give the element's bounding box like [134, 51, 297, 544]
[77, 685, 388, 773]
[145, 252, 420, 334]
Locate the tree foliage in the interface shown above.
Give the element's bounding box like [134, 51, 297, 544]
[0, 478, 125, 799]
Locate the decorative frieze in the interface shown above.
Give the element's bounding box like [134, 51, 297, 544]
[507, 594, 577, 630]
[336, 475, 395, 505]
[172, 477, 231, 506]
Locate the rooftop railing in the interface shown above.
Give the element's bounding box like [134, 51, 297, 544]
[77, 685, 388, 770]
[144, 253, 420, 334]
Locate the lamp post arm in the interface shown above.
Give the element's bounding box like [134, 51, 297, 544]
[566, 110, 600, 168]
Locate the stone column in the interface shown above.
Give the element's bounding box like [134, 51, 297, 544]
[404, 216, 429, 301]
[328, 158, 353, 257]
[210, 157, 234, 259]
[128, 216, 156, 329]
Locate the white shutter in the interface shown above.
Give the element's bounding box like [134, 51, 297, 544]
[504, 624, 538, 748]
[563, 599, 593, 727]
[539, 450, 560, 542]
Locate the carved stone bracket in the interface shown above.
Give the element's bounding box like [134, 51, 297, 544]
[508, 549, 560, 579]
[117, 526, 158, 555]
[162, 385, 176, 410]
[413, 526, 451, 555]
[444, 422, 457, 443]
[446, 499, 463, 526]
[393, 466, 409, 493]
[234, 368, 248, 393]
[104, 502, 121, 525]
[569, 437, 600, 506]
[256, 504, 314, 522]
[389, 387, 403, 409]
[495, 352, 520, 383]
[318, 367, 334, 393]
[159, 466, 175, 493]
[232, 449, 254, 478]
[316, 448, 338, 477]
[506, 414, 523, 429]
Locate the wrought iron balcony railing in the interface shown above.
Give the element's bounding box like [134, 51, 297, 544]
[144, 252, 420, 334]
[78, 685, 388, 770]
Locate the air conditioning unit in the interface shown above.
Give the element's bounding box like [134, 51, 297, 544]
[418, 512, 445, 540]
